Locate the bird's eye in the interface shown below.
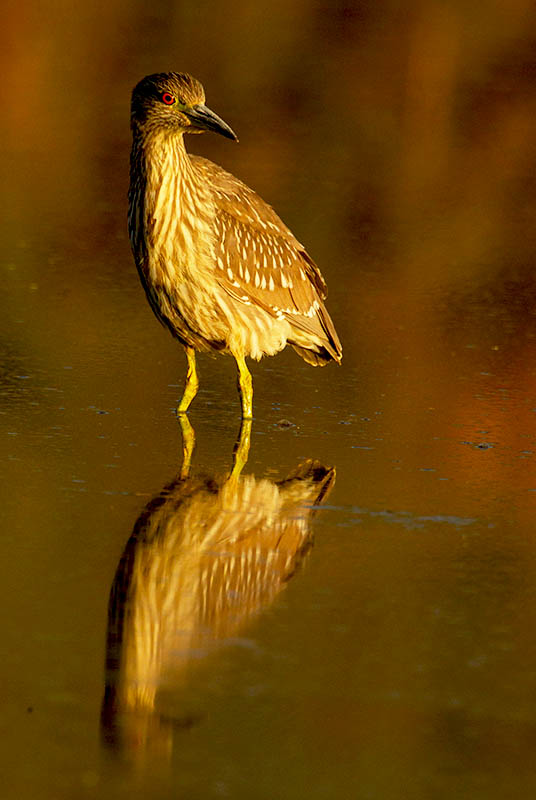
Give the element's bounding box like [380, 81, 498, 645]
[161, 92, 175, 105]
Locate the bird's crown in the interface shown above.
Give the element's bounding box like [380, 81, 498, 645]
[132, 72, 206, 111]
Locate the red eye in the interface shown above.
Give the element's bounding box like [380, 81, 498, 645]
[161, 92, 175, 105]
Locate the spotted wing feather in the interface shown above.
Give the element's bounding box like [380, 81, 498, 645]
[192, 156, 342, 363]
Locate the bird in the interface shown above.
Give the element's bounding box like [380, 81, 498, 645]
[128, 72, 342, 418]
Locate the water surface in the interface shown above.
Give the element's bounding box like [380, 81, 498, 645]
[3, 2, 536, 798]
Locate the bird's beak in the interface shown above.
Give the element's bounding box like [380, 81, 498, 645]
[185, 103, 238, 141]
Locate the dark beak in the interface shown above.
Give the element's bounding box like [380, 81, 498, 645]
[185, 104, 238, 141]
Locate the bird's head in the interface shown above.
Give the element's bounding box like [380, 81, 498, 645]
[131, 72, 238, 141]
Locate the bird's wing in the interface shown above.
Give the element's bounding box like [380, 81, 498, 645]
[191, 156, 341, 358]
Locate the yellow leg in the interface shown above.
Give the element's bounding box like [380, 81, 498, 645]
[235, 355, 253, 419]
[177, 346, 199, 414]
[177, 413, 196, 480]
[228, 418, 252, 484]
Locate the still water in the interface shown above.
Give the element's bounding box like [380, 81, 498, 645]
[3, 2, 536, 798]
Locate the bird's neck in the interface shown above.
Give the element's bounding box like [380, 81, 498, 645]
[129, 130, 210, 259]
[132, 129, 204, 203]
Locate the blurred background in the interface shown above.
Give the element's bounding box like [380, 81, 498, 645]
[3, 1, 536, 798]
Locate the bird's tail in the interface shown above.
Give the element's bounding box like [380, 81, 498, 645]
[289, 304, 342, 366]
[291, 344, 335, 366]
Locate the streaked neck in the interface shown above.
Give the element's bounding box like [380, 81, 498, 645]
[129, 130, 207, 259]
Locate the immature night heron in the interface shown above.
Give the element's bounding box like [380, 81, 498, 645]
[128, 72, 342, 418]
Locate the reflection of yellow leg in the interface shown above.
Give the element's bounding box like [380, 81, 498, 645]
[178, 346, 199, 414]
[177, 413, 196, 479]
[228, 417, 252, 484]
[235, 355, 253, 419]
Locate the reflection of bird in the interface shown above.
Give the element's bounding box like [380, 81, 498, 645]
[128, 72, 342, 418]
[101, 419, 335, 757]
